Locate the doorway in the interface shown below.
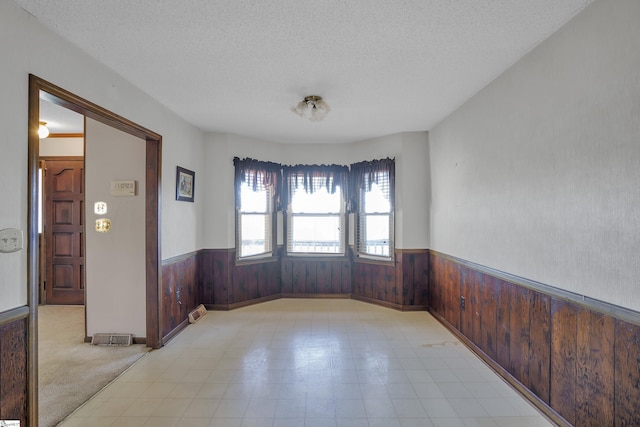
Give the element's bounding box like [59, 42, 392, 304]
[28, 75, 163, 424]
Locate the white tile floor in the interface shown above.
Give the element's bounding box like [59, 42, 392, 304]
[60, 299, 553, 427]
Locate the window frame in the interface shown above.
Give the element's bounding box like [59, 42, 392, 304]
[283, 165, 349, 258]
[235, 181, 277, 263]
[233, 157, 281, 264]
[352, 158, 395, 264]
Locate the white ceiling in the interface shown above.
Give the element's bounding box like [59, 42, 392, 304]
[18, 0, 593, 144]
[40, 97, 84, 134]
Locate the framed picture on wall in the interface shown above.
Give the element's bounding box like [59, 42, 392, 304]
[176, 166, 195, 202]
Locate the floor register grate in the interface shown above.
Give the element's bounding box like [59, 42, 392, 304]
[91, 333, 133, 346]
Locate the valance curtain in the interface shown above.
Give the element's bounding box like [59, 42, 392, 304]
[233, 157, 282, 210]
[233, 157, 393, 211]
[281, 164, 350, 208]
[348, 158, 395, 212]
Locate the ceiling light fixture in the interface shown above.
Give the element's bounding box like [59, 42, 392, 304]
[38, 121, 50, 138]
[291, 95, 330, 122]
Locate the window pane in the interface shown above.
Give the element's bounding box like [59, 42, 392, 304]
[241, 184, 268, 212]
[363, 214, 390, 256]
[289, 215, 343, 253]
[240, 213, 269, 257]
[364, 183, 390, 213]
[291, 186, 341, 213]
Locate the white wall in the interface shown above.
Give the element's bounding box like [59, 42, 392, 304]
[85, 119, 146, 337]
[429, 0, 640, 311]
[39, 137, 84, 157]
[0, 0, 203, 313]
[0, 0, 30, 311]
[202, 131, 430, 250]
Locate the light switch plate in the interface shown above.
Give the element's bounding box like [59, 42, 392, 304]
[94, 201, 108, 215]
[0, 228, 23, 253]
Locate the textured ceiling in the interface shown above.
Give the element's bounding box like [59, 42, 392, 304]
[17, 0, 592, 143]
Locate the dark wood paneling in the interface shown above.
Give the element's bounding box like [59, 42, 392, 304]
[395, 253, 404, 305]
[317, 261, 331, 293]
[575, 308, 615, 427]
[479, 275, 497, 360]
[199, 251, 215, 304]
[508, 285, 531, 386]
[429, 253, 444, 315]
[292, 261, 306, 294]
[551, 298, 577, 425]
[445, 259, 460, 329]
[614, 318, 640, 426]
[341, 260, 352, 294]
[372, 264, 388, 302]
[161, 253, 199, 338]
[0, 317, 28, 424]
[330, 261, 342, 293]
[281, 258, 293, 294]
[429, 250, 640, 427]
[495, 278, 511, 370]
[198, 249, 422, 311]
[459, 267, 473, 339]
[413, 251, 429, 306]
[528, 291, 550, 403]
[471, 270, 482, 347]
[213, 250, 232, 305]
[268, 260, 281, 295]
[200, 249, 282, 308]
[352, 251, 427, 310]
[305, 261, 318, 294]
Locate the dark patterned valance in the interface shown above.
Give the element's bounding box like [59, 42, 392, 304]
[348, 158, 395, 212]
[282, 163, 350, 208]
[233, 157, 394, 211]
[233, 157, 282, 209]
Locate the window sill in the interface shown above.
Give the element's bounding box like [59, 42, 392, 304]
[283, 254, 348, 262]
[354, 255, 395, 266]
[235, 255, 279, 266]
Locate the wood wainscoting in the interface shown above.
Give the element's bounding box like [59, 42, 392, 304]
[0, 307, 29, 425]
[161, 252, 200, 344]
[428, 250, 640, 427]
[199, 249, 282, 310]
[352, 249, 429, 310]
[281, 257, 351, 297]
[196, 248, 428, 311]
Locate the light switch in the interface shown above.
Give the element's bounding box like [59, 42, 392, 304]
[94, 201, 108, 215]
[0, 228, 23, 253]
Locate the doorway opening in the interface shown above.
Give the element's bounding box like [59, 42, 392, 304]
[38, 97, 85, 306]
[28, 75, 163, 424]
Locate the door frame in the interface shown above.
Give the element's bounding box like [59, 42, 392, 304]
[28, 74, 163, 424]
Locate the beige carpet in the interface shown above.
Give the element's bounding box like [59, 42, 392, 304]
[38, 305, 150, 427]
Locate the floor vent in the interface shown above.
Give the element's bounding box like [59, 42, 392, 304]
[91, 333, 133, 346]
[189, 304, 207, 324]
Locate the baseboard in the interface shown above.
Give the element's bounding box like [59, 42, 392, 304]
[206, 293, 424, 312]
[162, 319, 189, 345]
[351, 294, 426, 311]
[204, 294, 282, 311]
[281, 293, 351, 299]
[427, 308, 570, 427]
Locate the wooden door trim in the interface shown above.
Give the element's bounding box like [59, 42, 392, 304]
[28, 75, 163, 425]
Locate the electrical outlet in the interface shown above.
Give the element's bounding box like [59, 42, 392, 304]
[0, 228, 23, 253]
[460, 296, 465, 309]
[94, 201, 108, 215]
